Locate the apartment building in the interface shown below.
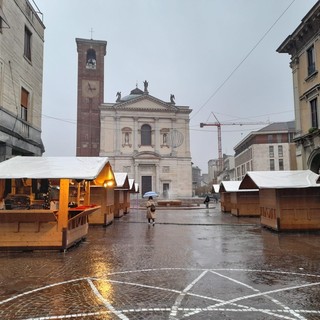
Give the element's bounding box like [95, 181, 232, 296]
[277, 1, 320, 172]
[234, 121, 297, 180]
[0, 0, 45, 161]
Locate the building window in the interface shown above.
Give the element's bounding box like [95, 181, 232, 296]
[20, 87, 29, 121]
[141, 124, 151, 146]
[307, 45, 316, 76]
[278, 145, 283, 157]
[311, 98, 318, 129]
[267, 135, 273, 143]
[24, 26, 32, 61]
[269, 146, 274, 158]
[277, 134, 282, 143]
[279, 159, 284, 171]
[270, 159, 275, 171]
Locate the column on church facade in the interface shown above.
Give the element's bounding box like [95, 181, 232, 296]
[115, 115, 120, 155]
[133, 117, 138, 151]
[184, 119, 191, 157]
[154, 117, 160, 153]
[155, 163, 160, 193]
[134, 163, 139, 184]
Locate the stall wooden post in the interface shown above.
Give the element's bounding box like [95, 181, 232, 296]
[58, 179, 69, 230]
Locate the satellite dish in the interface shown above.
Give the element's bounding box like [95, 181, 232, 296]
[167, 129, 184, 148]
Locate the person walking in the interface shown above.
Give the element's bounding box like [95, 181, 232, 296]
[146, 196, 156, 225]
[204, 195, 210, 208]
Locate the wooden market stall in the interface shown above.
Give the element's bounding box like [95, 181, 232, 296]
[0, 156, 114, 250]
[124, 178, 139, 214]
[239, 170, 320, 231]
[87, 169, 116, 226]
[229, 188, 260, 217]
[219, 181, 241, 213]
[114, 172, 130, 218]
[131, 181, 140, 209]
[212, 184, 220, 203]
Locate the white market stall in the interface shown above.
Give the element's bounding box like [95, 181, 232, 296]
[219, 181, 259, 216]
[219, 181, 241, 213]
[0, 156, 114, 250]
[239, 170, 320, 231]
[114, 172, 130, 218]
[126, 178, 139, 213]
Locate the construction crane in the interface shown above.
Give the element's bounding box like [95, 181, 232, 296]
[200, 113, 269, 172]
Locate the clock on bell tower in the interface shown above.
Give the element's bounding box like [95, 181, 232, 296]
[76, 38, 107, 156]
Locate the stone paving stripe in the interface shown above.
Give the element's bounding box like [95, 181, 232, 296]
[3, 268, 320, 319]
[0, 277, 89, 305]
[209, 270, 304, 319]
[210, 270, 260, 292]
[203, 281, 320, 317]
[24, 307, 320, 320]
[169, 270, 208, 318]
[87, 278, 129, 320]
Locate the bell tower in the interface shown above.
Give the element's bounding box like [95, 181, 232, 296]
[75, 38, 107, 156]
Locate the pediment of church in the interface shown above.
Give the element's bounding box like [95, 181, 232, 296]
[115, 95, 177, 112]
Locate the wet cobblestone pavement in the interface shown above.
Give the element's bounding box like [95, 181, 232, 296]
[1, 204, 320, 319]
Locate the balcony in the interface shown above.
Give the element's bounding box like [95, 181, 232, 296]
[0, 107, 43, 152]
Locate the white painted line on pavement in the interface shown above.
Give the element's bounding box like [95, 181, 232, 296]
[1, 268, 319, 320]
[87, 278, 129, 320]
[169, 270, 208, 319]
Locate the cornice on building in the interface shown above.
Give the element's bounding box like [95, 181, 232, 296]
[277, 2, 320, 57]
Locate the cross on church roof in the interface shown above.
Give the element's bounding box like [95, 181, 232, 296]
[90, 28, 94, 39]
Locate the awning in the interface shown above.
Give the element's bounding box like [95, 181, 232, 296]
[0, 156, 112, 180]
[239, 170, 320, 190]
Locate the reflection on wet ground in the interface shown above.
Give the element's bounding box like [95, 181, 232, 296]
[1, 205, 320, 319]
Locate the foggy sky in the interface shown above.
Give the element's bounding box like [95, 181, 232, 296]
[36, 0, 318, 173]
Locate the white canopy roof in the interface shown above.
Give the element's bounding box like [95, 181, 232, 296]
[0, 156, 110, 180]
[219, 181, 241, 192]
[114, 172, 129, 189]
[212, 184, 220, 193]
[129, 178, 134, 190]
[219, 180, 258, 193]
[239, 170, 320, 189]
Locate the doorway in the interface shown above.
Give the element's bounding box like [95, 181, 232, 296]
[141, 176, 152, 196]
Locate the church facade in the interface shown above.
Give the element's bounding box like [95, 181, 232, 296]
[100, 83, 192, 198]
[76, 38, 192, 198]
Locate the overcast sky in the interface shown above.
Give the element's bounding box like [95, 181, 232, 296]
[35, 0, 318, 173]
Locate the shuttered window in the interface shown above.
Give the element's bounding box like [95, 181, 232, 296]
[311, 98, 318, 128]
[20, 87, 29, 121]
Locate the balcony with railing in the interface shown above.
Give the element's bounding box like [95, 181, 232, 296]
[0, 107, 43, 150]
